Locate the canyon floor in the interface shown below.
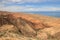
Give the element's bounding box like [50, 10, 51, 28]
[0, 11, 60, 40]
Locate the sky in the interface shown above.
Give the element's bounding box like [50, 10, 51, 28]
[0, 0, 60, 12]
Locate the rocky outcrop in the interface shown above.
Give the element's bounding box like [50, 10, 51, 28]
[0, 13, 9, 26]
[8, 13, 45, 30]
[0, 12, 37, 37]
[0, 11, 60, 39]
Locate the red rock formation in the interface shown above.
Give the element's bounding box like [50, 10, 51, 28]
[8, 13, 45, 30]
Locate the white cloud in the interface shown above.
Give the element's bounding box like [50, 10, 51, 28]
[0, 0, 60, 5]
[1, 0, 60, 4]
[0, 5, 60, 12]
[0, 6, 24, 12]
[0, 0, 60, 12]
[1, 0, 46, 3]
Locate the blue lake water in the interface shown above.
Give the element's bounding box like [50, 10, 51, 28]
[26, 11, 60, 18]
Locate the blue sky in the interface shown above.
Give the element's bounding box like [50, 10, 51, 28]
[0, 0, 60, 12]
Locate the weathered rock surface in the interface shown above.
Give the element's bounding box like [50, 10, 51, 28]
[0, 11, 60, 40]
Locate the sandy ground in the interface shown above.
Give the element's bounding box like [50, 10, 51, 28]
[0, 24, 60, 40]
